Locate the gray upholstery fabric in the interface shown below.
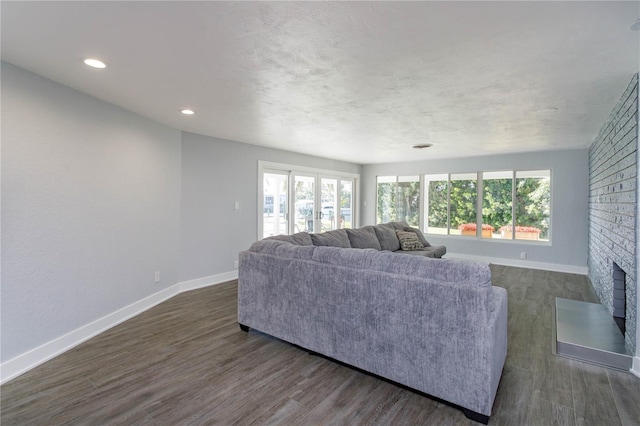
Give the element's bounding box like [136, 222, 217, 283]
[373, 223, 401, 251]
[248, 239, 316, 260]
[267, 222, 444, 257]
[388, 222, 431, 247]
[267, 232, 313, 246]
[394, 245, 447, 258]
[310, 229, 351, 248]
[346, 226, 382, 250]
[238, 239, 507, 419]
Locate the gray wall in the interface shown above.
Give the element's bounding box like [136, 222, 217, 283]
[361, 149, 589, 268]
[1, 63, 182, 362]
[180, 132, 360, 282]
[588, 73, 638, 353]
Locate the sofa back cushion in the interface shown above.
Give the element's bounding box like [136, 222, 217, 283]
[310, 229, 351, 248]
[373, 224, 401, 251]
[248, 239, 316, 260]
[266, 232, 313, 246]
[346, 226, 382, 250]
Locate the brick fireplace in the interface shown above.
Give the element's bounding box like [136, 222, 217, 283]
[588, 73, 638, 354]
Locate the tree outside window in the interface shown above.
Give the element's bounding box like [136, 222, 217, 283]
[376, 176, 420, 227]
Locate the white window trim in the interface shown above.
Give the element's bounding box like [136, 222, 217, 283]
[420, 169, 552, 244]
[258, 161, 360, 240]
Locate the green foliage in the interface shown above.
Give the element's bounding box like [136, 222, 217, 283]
[382, 174, 550, 237]
[377, 180, 420, 226]
[516, 178, 550, 239]
[425, 175, 550, 237]
[449, 179, 477, 228]
[482, 179, 512, 231]
[427, 180, 448, 228]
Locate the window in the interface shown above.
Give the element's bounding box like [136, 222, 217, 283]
[262, 172, 288, 238]
[340, 180, 353, 229]
[424, 174, 448, 235]
[449, 173, 477, 236]
[482, 171, 512, 239]
[258, 161, 359, 238]
[421, 170, 551, 242]
[515, 170, 550, 242]
[376, 176, 420, 227]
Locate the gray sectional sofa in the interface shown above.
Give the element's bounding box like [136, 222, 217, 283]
[267, 221, 447, 258]
[238, 223, 507, 423]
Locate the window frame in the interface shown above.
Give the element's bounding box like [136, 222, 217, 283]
[375, 175, 421, 227]
[258, 161, 360, 239]
[420, 169, 552, 244]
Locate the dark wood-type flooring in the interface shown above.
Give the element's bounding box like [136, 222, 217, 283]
[2, 265, 640, 425]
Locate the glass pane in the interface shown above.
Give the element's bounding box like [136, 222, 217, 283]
[424, 174, 448, 235]
[482, 171, 512, 239]
[340, 180, 353, 229]
[294, 175, 315, 233]
[450, 173, 477, 236]
[377, 176, 396, 224]
[320, 178, 338, 232]
[263, 173, 288, 238]
[515, 170, 550, 242]
[397, 177, 420, 227]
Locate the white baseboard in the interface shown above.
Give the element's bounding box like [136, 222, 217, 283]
[0, 271, 238, 385]
[444, 252, 588, 275]
[632, 356, 640, 378]
[180, 270, 238, 292]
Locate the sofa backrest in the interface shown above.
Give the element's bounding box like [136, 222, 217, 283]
[309, 229, 351, 247]
[264, 222, 434, 251]
[248, 239, 316, 260]
[310, 246, 490, 287]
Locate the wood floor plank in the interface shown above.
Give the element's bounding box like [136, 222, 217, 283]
[527, 396, 576, 426]
[607, 369, 640, 426]
[570, 360, 623, 426]
[2, 270, 640, 425]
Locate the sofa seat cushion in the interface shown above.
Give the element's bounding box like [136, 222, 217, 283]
[346, 226, 382, 250]
[310, 229, 351, 248]
[373, 223, 401, 251]
[394, 245, 446, 258]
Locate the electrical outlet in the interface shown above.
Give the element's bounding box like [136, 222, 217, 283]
[520, 252, 527, 260]
[154, 271, 160, 283]
[233, 260, 239, 269]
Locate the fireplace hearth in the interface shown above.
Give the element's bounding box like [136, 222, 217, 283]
[554, 298, 632, 371]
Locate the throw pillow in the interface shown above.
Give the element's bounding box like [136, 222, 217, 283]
[403, 226, 431, 247]
[396, 230, 425, 251]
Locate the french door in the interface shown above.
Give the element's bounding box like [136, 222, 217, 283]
[292, 173, 354, 233]
[260, 162, 357, 239]
[262, 171, 289, 238]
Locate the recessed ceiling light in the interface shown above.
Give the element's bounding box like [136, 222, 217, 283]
[180, 109, 195, 115]
[412, 143, 433, 149]
[631, 19, 640, 31]
[83, 58, 106, 69]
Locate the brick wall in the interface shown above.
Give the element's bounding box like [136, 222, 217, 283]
[588, 73, 638, 353]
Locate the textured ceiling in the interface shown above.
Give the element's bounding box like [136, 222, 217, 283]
[2, 1, 639, 164]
